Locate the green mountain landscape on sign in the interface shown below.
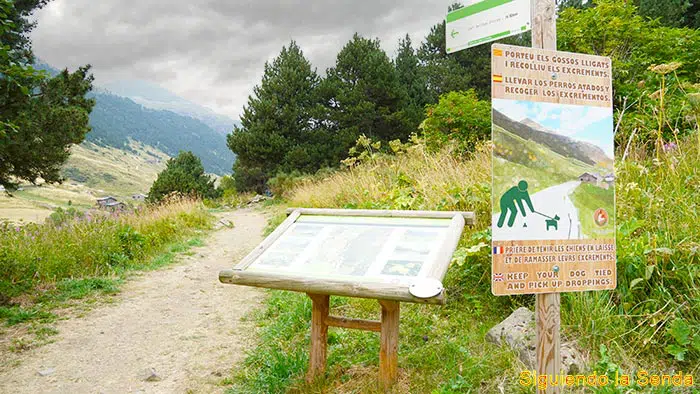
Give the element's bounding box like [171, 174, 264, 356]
[492, 109, 602, 197]
[494, 109, 613, 169]
[492, 109, 615, 238]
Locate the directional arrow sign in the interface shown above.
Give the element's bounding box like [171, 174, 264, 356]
[445, 0, 531, 54]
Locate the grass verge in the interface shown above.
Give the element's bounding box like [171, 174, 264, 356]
[0, 199, 212, 333]
[227, 143, 529, 393]
[0, 235, 206, 355]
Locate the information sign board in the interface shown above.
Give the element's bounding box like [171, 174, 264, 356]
[220, 209, 472, 304]
[491, 44, 616, 295]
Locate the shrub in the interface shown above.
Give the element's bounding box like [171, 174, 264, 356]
[147, 151, 221, 203]
[420, 90, 491, 156]
[267, 171, 308, 199]
[47, 207, 84, 226]
[558, 0, 700, 150]
[218, 175, 237, 194]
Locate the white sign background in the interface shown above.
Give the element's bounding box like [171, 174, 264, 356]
[446, 0, 531, 54]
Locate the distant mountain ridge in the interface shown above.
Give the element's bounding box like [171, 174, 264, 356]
[101, 79, 239, 136]
[87, 92, 235, 174]
[34, 62, 235, 175]
[493, 109, 612, 168]
[520, 118, 551, 133]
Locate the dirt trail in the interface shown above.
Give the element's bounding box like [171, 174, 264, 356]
[0, 208, 267, 394]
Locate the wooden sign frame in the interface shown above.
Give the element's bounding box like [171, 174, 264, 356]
[219, 208, 473, 388]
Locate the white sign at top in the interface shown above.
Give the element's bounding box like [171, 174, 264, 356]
[445, 0, 531, 54]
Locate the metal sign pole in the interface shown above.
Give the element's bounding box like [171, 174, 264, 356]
[532, 1, 561, 393]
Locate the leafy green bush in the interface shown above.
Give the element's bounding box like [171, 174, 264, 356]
[147, 151, 221, 203]
[420, 90, 491, 156]
[218, 175, 237, 194]
[267, 171, 307, 199]
[558, 0, 700, 149]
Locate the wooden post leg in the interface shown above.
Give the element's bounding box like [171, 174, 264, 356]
[532, 1, 560, 390]
[307, 293, 329, 383]
[379, 300, 399, 390]
[536, 293, 561, 394]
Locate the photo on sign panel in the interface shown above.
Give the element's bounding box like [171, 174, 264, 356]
[491, 99, 615, 242]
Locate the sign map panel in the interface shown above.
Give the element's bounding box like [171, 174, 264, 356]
[249, 216, 451, 284]
[491, 44, 616, 295]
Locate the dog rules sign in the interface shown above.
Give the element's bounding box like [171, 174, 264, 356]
[490, 44, 617, 296]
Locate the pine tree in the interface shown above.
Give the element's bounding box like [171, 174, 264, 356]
[638, 0, 692, 27]
[689, 0, 700, 28]
[418, 3, 529, 102]
[0, 0, 94, 190]
[395, 34, 429, 130]
[325, 34, 411, 147]
[147, 151, 219, 202]
[227, 41, 321, 192]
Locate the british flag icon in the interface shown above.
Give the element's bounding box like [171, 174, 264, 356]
[493, 273, 504, 282]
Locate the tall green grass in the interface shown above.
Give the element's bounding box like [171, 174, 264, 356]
[230, 143, 528, 393]
[0, 199, 212, 306]
[564, 136, 700, 369]
[232, 136, 700, 392]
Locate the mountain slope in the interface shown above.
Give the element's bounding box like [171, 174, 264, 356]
[34, 61, 235, 175]
[493, 109, 612, 169]
[101, 79, 239, 136]
[492, 124, 594, 199]
[87, 92, 234, 174]
[62, 141, 167, 194]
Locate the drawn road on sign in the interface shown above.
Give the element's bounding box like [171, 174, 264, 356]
[493, 181, 582, 241]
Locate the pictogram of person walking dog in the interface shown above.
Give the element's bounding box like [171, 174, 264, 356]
[497, 180, 560, 231]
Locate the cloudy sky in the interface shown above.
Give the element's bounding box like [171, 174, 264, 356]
[31, 0, 452, 120]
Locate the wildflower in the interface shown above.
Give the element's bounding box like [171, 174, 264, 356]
[649, 62, 682, 75]
[15, 226, 20, 232]
[663, 142, 678, 152]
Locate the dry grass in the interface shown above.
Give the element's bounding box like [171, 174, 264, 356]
[63, 140, 168, 194]
[288, 143, 491, 218]
[0, 141, 170, 225]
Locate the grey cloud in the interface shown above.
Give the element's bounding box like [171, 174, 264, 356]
[31, 0, 449, 118]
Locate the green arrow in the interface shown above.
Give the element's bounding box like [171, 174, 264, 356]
[450, 29, 459, 39]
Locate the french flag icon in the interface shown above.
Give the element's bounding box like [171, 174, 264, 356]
[493, 246, 504, 255]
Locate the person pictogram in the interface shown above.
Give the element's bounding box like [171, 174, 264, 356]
[497, 180, 535, 228]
